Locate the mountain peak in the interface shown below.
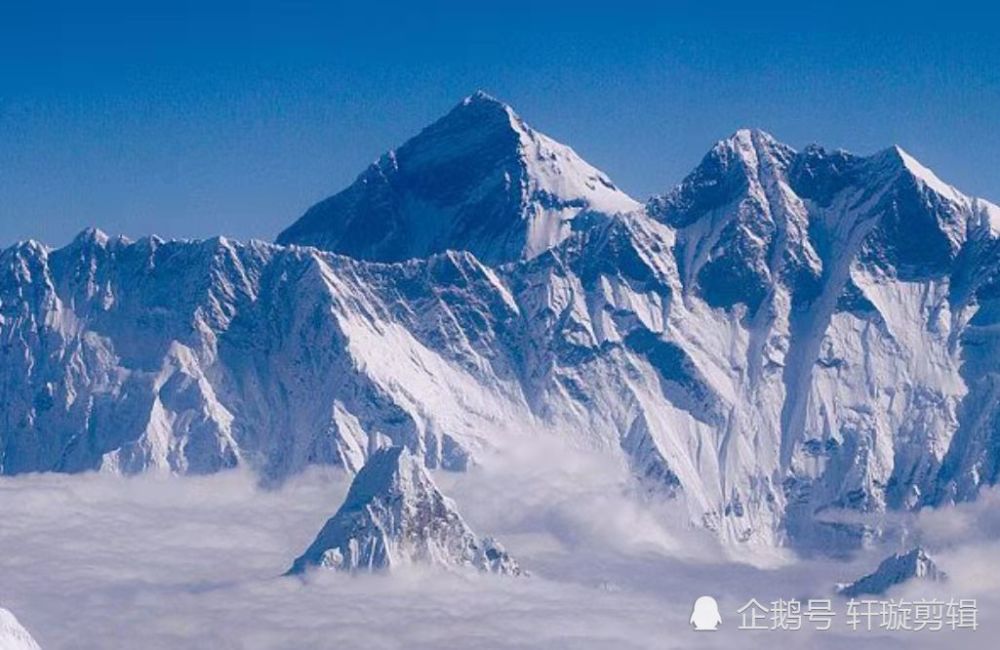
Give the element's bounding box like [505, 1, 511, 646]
[434, 90, 518, 135]
[725, 127, 779, 147]
[461, 89, 507, 108]
[286, 446, 523, 576]
[339, 444, 410, 506]
[277, 94, 636, 264]
[648, 128, 796, 224]
[837, 548, 946, 597]
[713, 128, 792, 168]
[882, 145, 967, 203]
[72, 227, 110, 247]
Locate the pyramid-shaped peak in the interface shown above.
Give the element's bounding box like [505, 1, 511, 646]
[460, 89, 510, 109]
[338, 445, 420, 507]
[432, 90, 519, 134]
[277, 93, 637, 264]
[881, 145, 966, 203]
[287, 446, 523, 576]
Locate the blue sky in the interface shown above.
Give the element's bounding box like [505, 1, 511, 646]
[1, 0, 997, 247]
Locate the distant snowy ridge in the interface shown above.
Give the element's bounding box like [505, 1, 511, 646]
[837, 547, 946, 597]
[5, 94, 1000, 555]
[287, 446, 522, 575]
[0, 607, 41, 650]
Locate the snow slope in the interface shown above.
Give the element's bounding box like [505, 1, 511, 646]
[0, 608, 41, 650]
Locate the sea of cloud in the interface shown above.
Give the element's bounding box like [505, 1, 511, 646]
[0, 436, 994, 649]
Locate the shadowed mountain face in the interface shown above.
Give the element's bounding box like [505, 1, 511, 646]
[4, 95, 1000, 556]
[276, 91, 639, 265]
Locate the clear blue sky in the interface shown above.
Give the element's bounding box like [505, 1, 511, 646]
[1, 0, 997, 248]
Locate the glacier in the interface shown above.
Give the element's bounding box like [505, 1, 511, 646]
[4, 94, 1000, 555]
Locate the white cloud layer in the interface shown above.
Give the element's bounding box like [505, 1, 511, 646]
[0, 439, 995, 649]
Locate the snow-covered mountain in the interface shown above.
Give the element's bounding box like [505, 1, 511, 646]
[644, 129, 1000, 551]
[277, 91, 639, 264]
[0, 607, 42, 650]
[837, 547, 945, 596]
[4, 95, 1000, 555]
[0, 231, 533, 479]
[288, 446, 522, 575]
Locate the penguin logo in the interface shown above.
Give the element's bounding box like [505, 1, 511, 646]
[690, 596, 722, 631]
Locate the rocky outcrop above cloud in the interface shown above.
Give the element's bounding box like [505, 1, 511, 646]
[837, 547, 946, 597]
[287, 446, 522, 575]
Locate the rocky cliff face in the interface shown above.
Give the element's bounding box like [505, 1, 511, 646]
[4, 95, 1000, 555]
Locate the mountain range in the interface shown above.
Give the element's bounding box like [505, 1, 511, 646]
[3, 92, 1000, 554]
